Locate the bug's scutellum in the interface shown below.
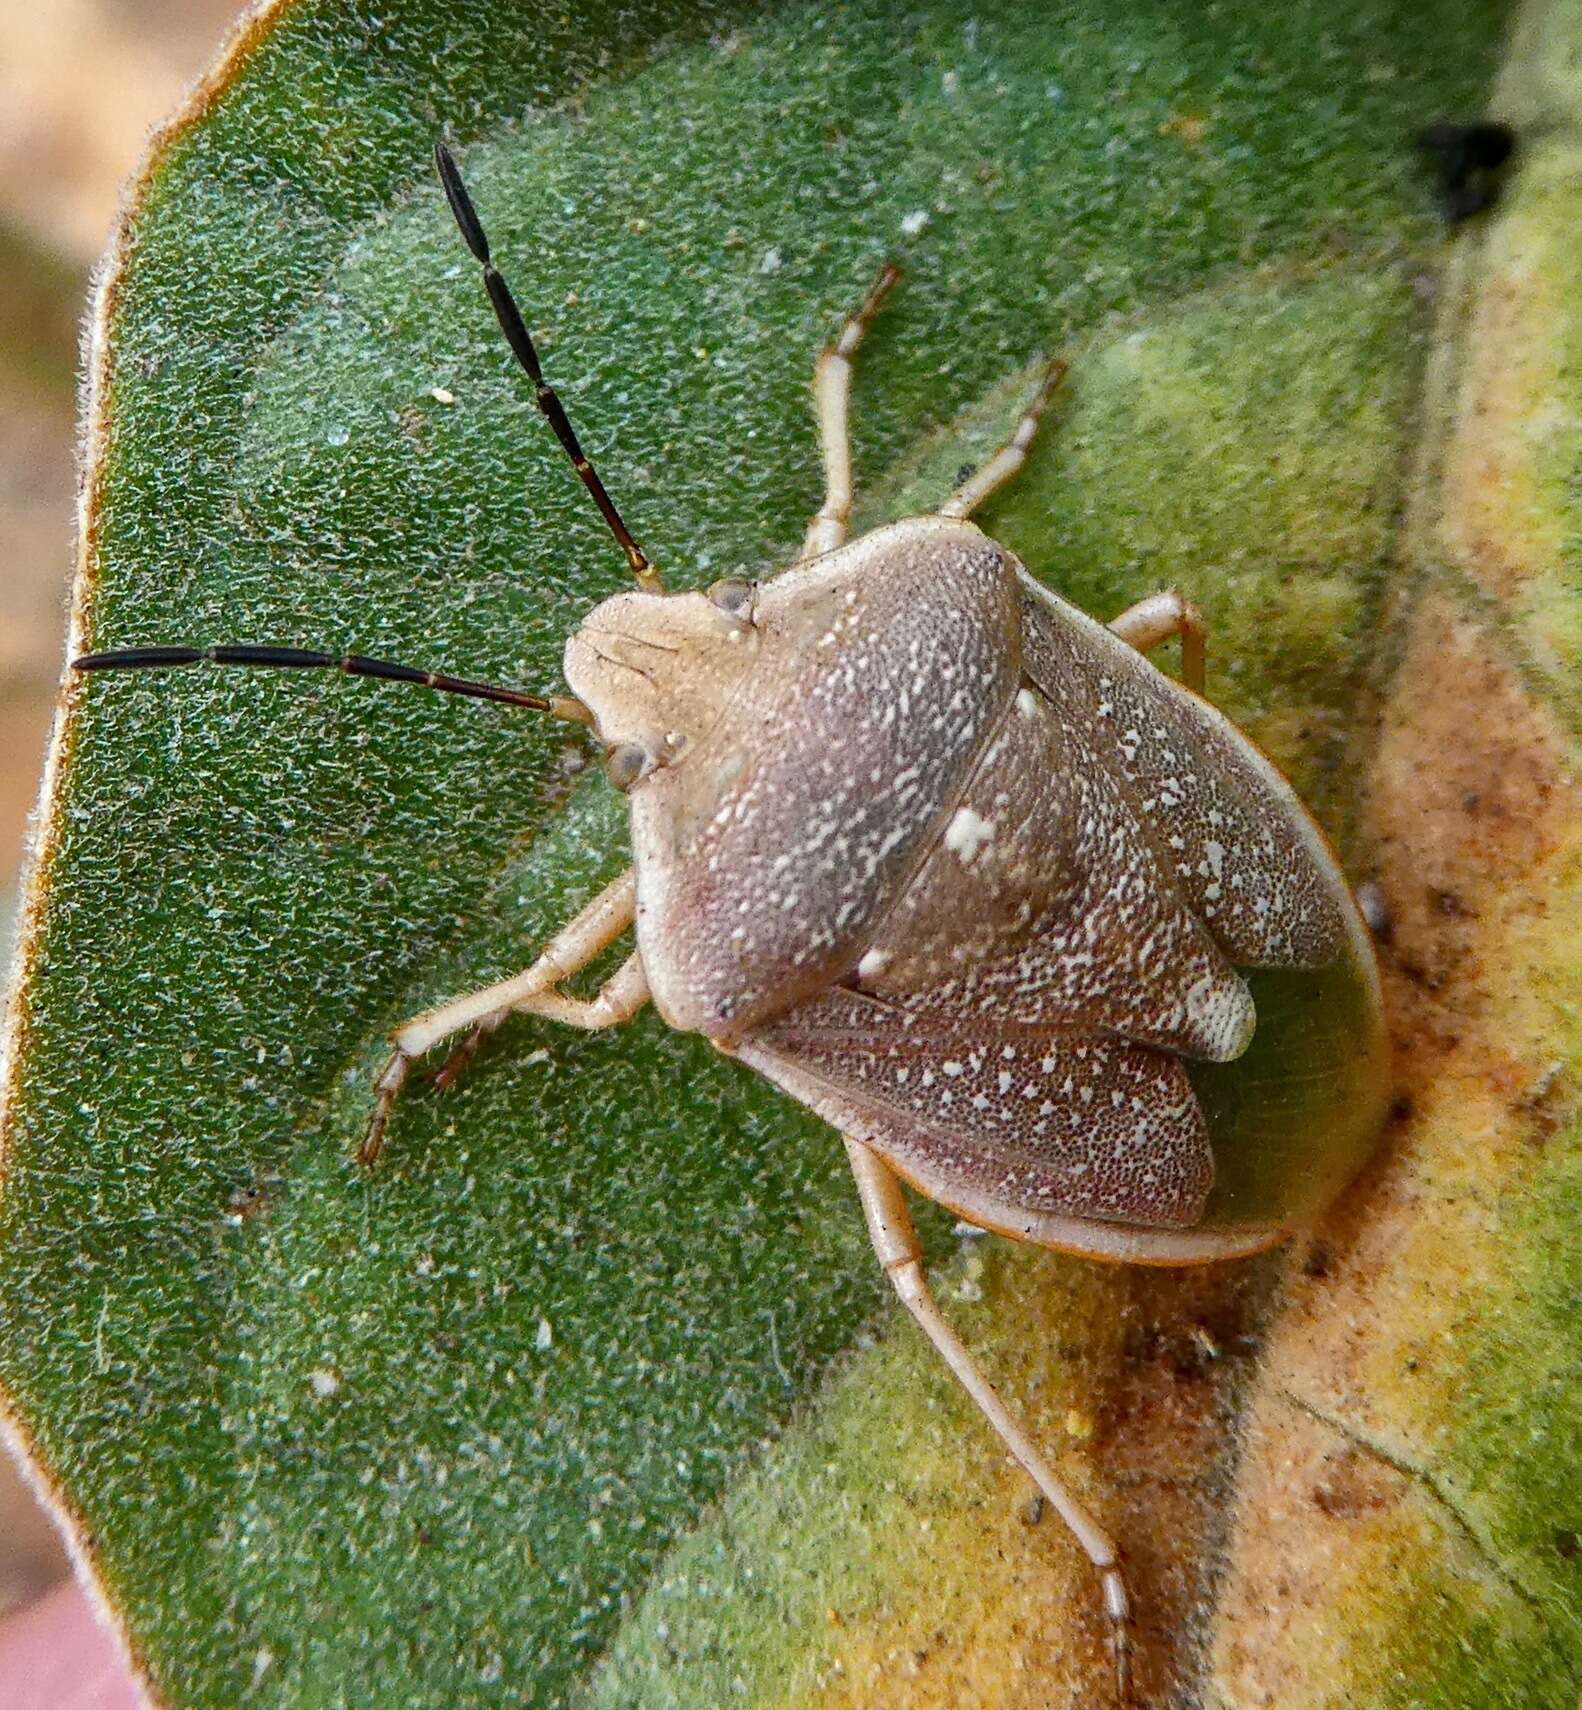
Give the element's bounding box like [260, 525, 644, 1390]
[75, 141, 1390, 1699]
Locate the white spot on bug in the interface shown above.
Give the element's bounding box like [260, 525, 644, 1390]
[1016, 688, 1040, 718]
[944, 806, 995, 864]
[900, 208, 931, 237]
[1186, 973, 1256, 1059]
[308, 1368, 341, 1399]
[759, 246, 783, 274]
[942, 1060, 965, 1077]
[429, 385, 457, 405]
[535, 1317, 554, 1351]
[857, 948, 892, 980]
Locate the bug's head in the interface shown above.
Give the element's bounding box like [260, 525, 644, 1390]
[564, 580, 760, 789]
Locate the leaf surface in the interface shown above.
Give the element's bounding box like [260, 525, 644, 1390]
[4, 2, 1578, 1707]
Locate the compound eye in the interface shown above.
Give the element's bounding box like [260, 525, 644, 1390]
[707, 577, 756, 622]
[604, 743, 656, 792]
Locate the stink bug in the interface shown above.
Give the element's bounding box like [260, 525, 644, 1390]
[73, 141, 1392, 1691]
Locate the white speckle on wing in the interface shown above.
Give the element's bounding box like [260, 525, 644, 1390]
[945, 806, 995, 863]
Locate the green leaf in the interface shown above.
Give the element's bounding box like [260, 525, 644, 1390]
[5, 1, 1578, 1707]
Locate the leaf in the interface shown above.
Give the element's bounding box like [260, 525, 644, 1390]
[3, 1, 1576, 1708]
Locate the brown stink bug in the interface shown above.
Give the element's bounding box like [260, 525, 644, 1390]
[73, 141, 1392, 1690]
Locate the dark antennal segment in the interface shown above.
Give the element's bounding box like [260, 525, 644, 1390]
[72, 645, 591, 722]
[434, 140, 660, 591]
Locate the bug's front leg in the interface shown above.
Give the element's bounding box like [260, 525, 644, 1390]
[360, 867, 645, 1165]
[800, 263, 900, 561]
[1108, 591, 1207, 696]
[844, 1140, 1133, 1699]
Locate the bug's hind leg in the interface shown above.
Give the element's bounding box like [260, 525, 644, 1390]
[360, 868, 645, 1165]
[938, 358, 1068, 521]
[1108, 591, 1207, 695]
[801, 263, 901, 561]
[844, 1139, 1133, 1699]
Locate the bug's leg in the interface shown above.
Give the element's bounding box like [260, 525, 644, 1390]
[800, 264, 901, 561]
[360, 868, 642, 1165]
[433, 951, 650, 1087]
[1108, 591, 1207, 696]
[938, 358, 1068, 520]
[844, 1139, 1132, 1697]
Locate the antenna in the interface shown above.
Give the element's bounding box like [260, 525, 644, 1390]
[435, 141, 660, 592]
[72, 645, 592, 722]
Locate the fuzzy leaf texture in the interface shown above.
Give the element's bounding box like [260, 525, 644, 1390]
[2, 1, 1578, 1706]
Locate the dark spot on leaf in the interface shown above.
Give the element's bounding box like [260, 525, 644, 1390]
[1311, 1449, 1401, 1519]
[1415, 121, 1516, 222]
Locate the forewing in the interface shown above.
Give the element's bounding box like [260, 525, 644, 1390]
[737, 989, 1213, 1229]
[1016, 569, 1348, 968]
[857, 677, 1255, 1062]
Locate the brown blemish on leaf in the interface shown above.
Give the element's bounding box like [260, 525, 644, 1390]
[1212, 1393, 1533, 1709]
[1207, 597, 1580, 1702]
[794, 1251, 1283, 1710]
[1159, 111, 1211, 145]
[1310, 1446, 1405, 1520]
[1369, 600, 1566, 1000]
